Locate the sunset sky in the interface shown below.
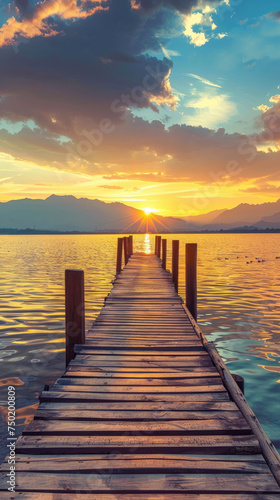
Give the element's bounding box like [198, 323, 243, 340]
[0, 0, 280, 216]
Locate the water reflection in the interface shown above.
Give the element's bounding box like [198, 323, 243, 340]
[143, 233, 152, 254]
[0, 233, 279, 459]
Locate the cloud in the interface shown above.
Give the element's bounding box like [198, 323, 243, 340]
[1, 0, 226, 50]
[267, 10, 280, 21]
[183, 11, 209, 46]
[2, 112, 280, 193]
[184, 90, 237, 129]
[245, 61, 256, 69]
[97, 184, 124, 190]
[187, 73, 222, 88]
[241, 183, 280, 195]
[182, 8, 226, 47]
[269, 95, 280, 103]
[257, 104, 270, 113]
[256, 94, 280, 143]
[0, 0, 109, 47]
[131, 0, 223, 15]
[12, 0, 32, 17]
[0, 1, 177, 141]
[160, 44, 181, 59]
[249, 22, 260, 28]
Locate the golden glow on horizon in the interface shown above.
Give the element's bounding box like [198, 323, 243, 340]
[0, 153, 279, 216]
[143, 207, 158, 215]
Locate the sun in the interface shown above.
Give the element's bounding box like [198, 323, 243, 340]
[143, 207, 154, 215]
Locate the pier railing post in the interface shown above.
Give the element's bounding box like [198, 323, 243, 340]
[65, 269, 85, 367]
[155, 235, 158, 255]
[162, 238, 167, 269]
[156, 236, 161, 259]
[123, 237, 129, 265]
[116, 237, 123, 273]
[185, 243, 197, 321]
[172, 240, 179, 292]
[128, 235, 133, 256]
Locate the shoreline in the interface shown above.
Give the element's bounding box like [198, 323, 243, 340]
[0, 229, 280, 235]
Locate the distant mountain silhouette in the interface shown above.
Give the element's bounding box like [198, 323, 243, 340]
[253, 211, 280, 229]
[0, 195, 186, 233]
[1, 195, 280, 233]
[202, 199, 280, 230]
[182, 208, 228, 227]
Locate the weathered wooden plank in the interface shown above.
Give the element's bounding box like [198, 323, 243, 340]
[85, 335, 200, 341]
[60, 375, 221, 385]
[34, 409, 244, 421]
[66, 365, 213, 373]
[1, 493, 280, 500]
[67, 354, 214, 362]
[71, 354, 210, 361]
[87, 329, 198, 334]
[74, 348, 208, 355]
[54, 380, 226, 391]
[87, 332, 199, 337]
[65, 369, 218, 378]
[40, 390, 230, 402]
[63, 362, 216, 369]
[1, 454, 268, 473]
[15, 434, 261, 454]
[22, 418, 251, 435]
[37, 401, 238, 412]
[82, 343, 203, 350]
[81, 344, 207, 351]
[1, 472, 278, 493]
[52, 383, 228, 393]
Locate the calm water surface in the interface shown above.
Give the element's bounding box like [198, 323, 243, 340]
[0, 233, 279, 460]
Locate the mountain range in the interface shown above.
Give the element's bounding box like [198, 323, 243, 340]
[183, 198, 280, 231]
[0, 195, 280, 232]
[0, 195, 186, 233]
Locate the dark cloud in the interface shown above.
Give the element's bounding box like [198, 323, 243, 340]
[14, 0, 32, 17]
[267, 10, 280, 20]
[256, 96, 280, 143]
[135, 0, 223, 15]
[0, 1, 176, 141]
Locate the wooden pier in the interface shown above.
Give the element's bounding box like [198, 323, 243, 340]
[1, 236, 280, 498]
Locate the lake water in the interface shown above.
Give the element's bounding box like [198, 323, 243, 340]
[0, 233, 280, 461]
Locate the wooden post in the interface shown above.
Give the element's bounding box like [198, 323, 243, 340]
[172, 240, 179, 292]
[127, 236, 130, 258]
[155, 235, 158, 255]
[185, 243, 197, 322]
[157, 236, 161, 259]
[128, 235, 133, 256]
[116, 237, 123, 273]
[232, 373, 245, 394]
[123, 237, 128, 265]
[65, 269, 85, 367]
[162, 238, 167, 269]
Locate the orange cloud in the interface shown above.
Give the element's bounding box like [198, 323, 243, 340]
[0, 0, 109, 47]
[150, 72, 179, 110]
[131, 0, 141, 9]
